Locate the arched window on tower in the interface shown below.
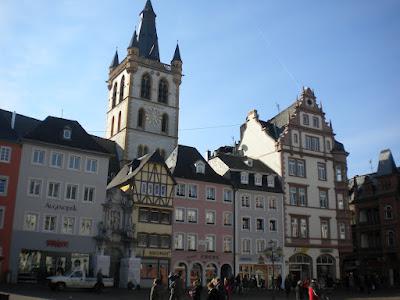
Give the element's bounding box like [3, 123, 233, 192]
[119, 75, 125, 102]
[112, 82, 118, 108]
[141, 74, 151, 99]
[158, 79, 168, 104]
[117, 111, 122, 132]
[138, 145, 144, 157]
[111, 116, 115, 137]
[143, 145, 149, 155]
[161, 113, 168, 134]
[138, 108, 145, 129]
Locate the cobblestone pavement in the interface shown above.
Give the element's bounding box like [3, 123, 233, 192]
[1, 284, 400, 300]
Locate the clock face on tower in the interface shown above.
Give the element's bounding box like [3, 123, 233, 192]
[146, 107, 161, 127]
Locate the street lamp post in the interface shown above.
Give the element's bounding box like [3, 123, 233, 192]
[265, 240, 283, 300]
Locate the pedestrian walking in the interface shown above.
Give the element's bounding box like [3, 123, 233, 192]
[295, 280, 304, 300]
[284, 275, 291, 297]
[95, 269, 103, 292]
[189, 280, 202, 300]
[277, 274, 282, 290]
[207, 282, 220, 300]
[308, 279, 320, 300]
[150, 278, 163, 300]
[224, 277, 233, 300]
[170, 273, 184, 300]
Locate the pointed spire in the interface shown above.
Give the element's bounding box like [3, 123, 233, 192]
[136, 0, 160, 61]
[172, 43, 182, 62]
[110, 50, 119, 69]
[128, 29, 139, 49]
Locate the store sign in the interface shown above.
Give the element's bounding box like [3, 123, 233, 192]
[46, 240, 69, 248]
[143, 249, 171, 257]
[294, 247, 309, 254]
[45, 202, 77, 212]
[239, 256, 253, 262]
[320, 248, 333, 253]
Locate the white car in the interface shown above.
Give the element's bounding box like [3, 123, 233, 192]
[47, 270, 114, 291]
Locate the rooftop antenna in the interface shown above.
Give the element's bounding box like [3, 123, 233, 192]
[369, 159, 373, 173]
[275, 102, 280, 113]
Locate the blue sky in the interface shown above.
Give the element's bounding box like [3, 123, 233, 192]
[0, 0, 399, 177]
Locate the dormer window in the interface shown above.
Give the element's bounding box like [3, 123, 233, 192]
[267, 175, 275, 188]
[195, 161, 205, 174]
[241, 172, 249, 184]
[255, 174, 262, 186]
[244, 158, 253, 167]
[63, 127, 72, 140]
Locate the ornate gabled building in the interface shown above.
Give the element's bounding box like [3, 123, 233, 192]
[106, 150, 176, 287]
[347, 149, 400, 287]
[238, 87, 351, 284]
[105, 0, 182, 164]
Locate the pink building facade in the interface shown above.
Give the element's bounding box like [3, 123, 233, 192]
[166, 145, 234, 286]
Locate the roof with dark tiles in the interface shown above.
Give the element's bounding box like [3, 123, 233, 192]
[215, 153, 276, 174]
[23, 116, 109, 154]
[0, 109, 41, 139]
[91, 135, 121, 181]
[166, 145, 231, 185]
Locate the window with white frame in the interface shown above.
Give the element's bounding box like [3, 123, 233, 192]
[160, 185, 167, 197]
[255, 174, 262, 186]
[176, 183, 186, 197]
[303, 113, 309, 125]
[205, 235, 216, 252]
[175, 208, 185, 222]
[289, 186, 307, 206]
[242, 239, 251, 254]
[291, 216, 308, 238]
[223, 236, 232, 253]
[319, 190, 329, 208]
[305, 135, 320, 152]
[147, 183, 153, 195]
[65, 184, 78, 201]
[321, 219, 330, 239]
[47, 181, 61, 199]
[240, 172, 249, 184]
[141, 182, 147, 194]
[256, 239, 266, 254]
[174, 233, 184, 250]
[0, 207, 4, 229]
[288, 158, 305, 177]
[50, 152, 63, 168]
[384, 205, 393, 220]
[312, 116, 320, 128]
[335, 165, 343, 182]
[83, 186, 95, 202]
[79, 218, 93, 235]
[223, 212, 232, 226]
[154, 184, 160, 196]
[24, 213, 38, 231]
[337, 193, 344, 210]
[62, 216, 75, 234]
[242, 217, 250, 230]
[339, 223, 346, 240]
[28, 179, 42, 196]
[68, 155, 81, 170]
[195, 161, 205, 174]
[188, 184, 197, 198]
[256, 218, 264, 231]
[187, 209, 198, 223]
[267, 175, 275, 187]
[205, 211, 216, 225]
[0, 146, 11, 163]
[187, 234, 197, 251]
[223, 189, 233, 202]
[241, 194, 250, 208]
[43, 215, 57, 232]
[32, 149, 45, 165]
[63, 127, 72, 140]
[255, 195, 264, 209]
[86, 158, 98, 173]
[206, 187, 216, 200]
[269, 197, 277, 209]
[0, 176, 8, 196]
[318, 163, 327, 181]
[269, 219, 277, 232]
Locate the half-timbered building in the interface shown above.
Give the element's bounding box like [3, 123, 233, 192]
[106, 150, 176, 287]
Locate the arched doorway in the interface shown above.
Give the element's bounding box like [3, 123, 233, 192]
[205, 263, 218, 282]
[190, 263, 203, 285]
[105, 247, 123, 287]
[174, 262, 188, 287]
[289, 254, 312, 282]
[316, 254, 336, 287]
[221, 264, 233, 281]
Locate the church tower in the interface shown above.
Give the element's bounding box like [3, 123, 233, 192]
[106, 0, 182, 163]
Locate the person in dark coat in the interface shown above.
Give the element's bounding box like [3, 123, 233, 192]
[213, 277, 226, 300]
[284, 275, 292, 297]
[170, 273, 184, 300]
[150, 278, 163, 300]
[189, 280, 202, 300]
[207, 282, 220, 300]
[277, 274, 283, 290]
[295, 280, 304, 300]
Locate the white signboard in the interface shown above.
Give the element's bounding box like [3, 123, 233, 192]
[119, 257, 141, 288]
[93, 255, 110, 277]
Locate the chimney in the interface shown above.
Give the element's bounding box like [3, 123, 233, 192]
[11, 111, 16, 129]
[205, 150, 211, 161]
